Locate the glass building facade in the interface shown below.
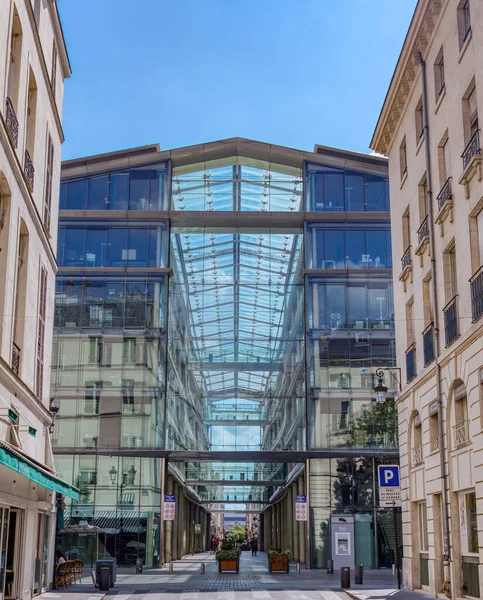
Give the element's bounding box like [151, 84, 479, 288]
[52, 141, 398, 569]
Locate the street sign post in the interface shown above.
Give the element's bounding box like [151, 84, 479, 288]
[163, 494, 176, 521]
[295, 495, 307, 521]
[378, 465, 401, 590]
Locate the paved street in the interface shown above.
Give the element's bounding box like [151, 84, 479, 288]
[42, 552, 427, 600]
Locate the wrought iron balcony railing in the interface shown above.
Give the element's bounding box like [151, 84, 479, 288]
[406, 343, 416, 382]
[417, 216, 429, 245]
[423, 322, 434, 365]
[5, 97, 19, 147]
[24, 149, 34, 191]
[412, 444, 423, 465]
[453, 420, 469, 447]
[401, 246, 412, 271]
[11, 342, 20, 375]
[470, 264, 483, 322]
[443, 295, 459, 346]
[462, 129, 481, 170]
[436, 177, 452, 211]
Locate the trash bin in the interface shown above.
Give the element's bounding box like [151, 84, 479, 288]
[95, 558, 116, 588]
[355, 564, 364, 584]
[136, 558, 143, 574]
[341, 566, 350, 589]
[327, 559, 334, 574]
[99, 566, 110, 591]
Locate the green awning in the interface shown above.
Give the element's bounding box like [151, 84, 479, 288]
[0, 441, 79, 500]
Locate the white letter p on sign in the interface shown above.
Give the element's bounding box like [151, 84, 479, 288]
[384, 470, 394, 485]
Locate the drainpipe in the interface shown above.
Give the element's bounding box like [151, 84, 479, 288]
[418, 51, 451, 592]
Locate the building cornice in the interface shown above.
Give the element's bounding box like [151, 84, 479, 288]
[370, 0, 445, 155]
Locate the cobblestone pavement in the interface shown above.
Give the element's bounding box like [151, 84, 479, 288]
[40, 554, 438, 600]
[54, 552, 411, 599]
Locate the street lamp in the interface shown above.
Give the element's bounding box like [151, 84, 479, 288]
[109, 465, 118, 485]
[373, 370, 388, 403]
[373, 368, 402, 402]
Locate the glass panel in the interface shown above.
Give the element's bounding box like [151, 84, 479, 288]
[109, 172, 129, 210]
[346, 231, 366, 269]
[86, 228, 107, 267]
[60, 228, 86, 266]
[345, 174, 364, 211]
[130, 170, 151, 210]
[325, 230, 345, 269]
[365, 175, 388, 211]
[324, 174, 344, 211]
[88, 175, 109, 210]
[64, 179, 87, 210]
[107, 228, 128, 266]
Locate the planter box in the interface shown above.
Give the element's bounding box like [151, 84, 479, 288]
[268, 557, 289, 573]
[218, 558, 239, 573]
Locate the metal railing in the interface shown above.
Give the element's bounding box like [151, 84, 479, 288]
[443, 295, 459, 346]
[423, 322, 434, 365]
[462, 129, 481, 170]
[24, 150, 34, 191]
[11, 342, 20, 375]
[401, 246, 412, 271]
[417, 216, 429, 245]
[406, 344, 416, 382]
[412, 444, 423, 465]
[436, 177, 452, 211]
[5, 97, 19, 147]
[453, 420, 469, 447]
[470, 264, 483, 322]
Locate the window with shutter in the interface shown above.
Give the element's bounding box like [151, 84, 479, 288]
[44, 134, 54, 231]
[36, 266, 47, 399]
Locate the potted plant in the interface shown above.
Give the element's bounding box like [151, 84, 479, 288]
[216, 539, 239, 573]
[267, 548, 290, 573]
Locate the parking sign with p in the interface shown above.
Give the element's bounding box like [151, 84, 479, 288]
[378, 465, 400, 488]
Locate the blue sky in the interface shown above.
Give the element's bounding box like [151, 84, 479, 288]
[58, 0, 416, 161]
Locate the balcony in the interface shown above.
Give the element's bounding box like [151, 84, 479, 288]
[406, 343, 416, 382]
[459, 130, 482, 198]
[5, 97, 19, 147]
[24, 150, 34, 191]
[11, 343, 20, 375]
[443, 295, 459, 347]
[399, 246, 413, 291]
[415, 216, 430, 263]
[423, 322, 435, 366]
[453, 419, 469, 448]
[435, 178, 453, 234]
[412, 444, 423, 466]
[470, 264, 483, 322]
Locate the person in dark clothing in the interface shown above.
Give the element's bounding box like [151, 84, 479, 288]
[251, 537, 258, 556]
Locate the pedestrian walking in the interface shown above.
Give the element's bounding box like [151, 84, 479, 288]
[251, 537, 258, 556]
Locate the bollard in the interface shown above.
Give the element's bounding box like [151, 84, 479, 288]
[99, 566, 110, 591]
[169, 562, 174, 574]
[341, 566, 350, 589]
[392, 563, 395, 575]
[327, 559, 334, 574]
[136, 558, 143, 574]
[296, 563, 300, 575]
[355, 564, 364, 584]
[201, 562, 205, 574]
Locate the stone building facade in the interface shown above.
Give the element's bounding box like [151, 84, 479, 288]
[372, 0, 483, 597]
[0, 1, 75, 598]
